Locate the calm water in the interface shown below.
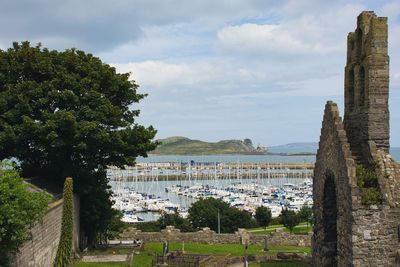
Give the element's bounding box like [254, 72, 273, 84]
[137, 154, 316, 164]
[137, 147, 400, 164]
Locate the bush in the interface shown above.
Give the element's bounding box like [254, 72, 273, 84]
[281, 209, 300, 233]
[0, 169, 50, 266]
[270, 216, 282, 225]
[135, 221, 161, 232]
[356, 165, 382, 205]
[255, 206, 272, 228]
[54, 177, 74, 267]
[361, 188, 382, 205]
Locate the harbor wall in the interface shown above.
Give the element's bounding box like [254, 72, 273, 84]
[120, 226, 311, 247]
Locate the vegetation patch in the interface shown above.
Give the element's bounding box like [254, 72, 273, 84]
[356, 165, 382, 205]
[0, 168, 51, 266]
[54, 177, 74, 267]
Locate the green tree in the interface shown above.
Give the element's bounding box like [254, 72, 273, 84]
[188, 198, 256, 233]
[0, 169, 50, 266]
[54, 177, 74, 267]
[281, 209, 300, 233]
[0, 42, 158, 245]
[158, 212, 194, 232]
[255, 206, 272, 229]
[298, 205, 313, 232]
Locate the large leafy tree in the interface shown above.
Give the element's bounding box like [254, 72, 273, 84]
[0, 42, 158, 244]
[188, 198, 256, 233]
[0, 169, 50, 266]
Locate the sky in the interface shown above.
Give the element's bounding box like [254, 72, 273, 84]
[1, 0, 399, 146]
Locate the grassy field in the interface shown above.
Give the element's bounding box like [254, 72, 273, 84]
[74, 242, 311, 267]
[247, 222, 311, 235]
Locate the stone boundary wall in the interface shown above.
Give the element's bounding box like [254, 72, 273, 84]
[10, 194, 81, 267]
[120, 226, 311, 247]
[10, 199, 63, 267]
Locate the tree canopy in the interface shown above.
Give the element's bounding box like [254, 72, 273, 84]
[188, 198, 256, 233]
[281, 209, 300, 232]
[0, 42, 158, 244]
[255, 206, 272, 228]
[0, 168, 50, 266]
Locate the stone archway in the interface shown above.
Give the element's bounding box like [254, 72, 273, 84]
[322, 170, 338, 266]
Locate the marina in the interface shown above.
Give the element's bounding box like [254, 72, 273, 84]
[108, 160, 314, 223]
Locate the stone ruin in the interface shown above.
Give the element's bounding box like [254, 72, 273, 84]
[313, 11, 400, 266]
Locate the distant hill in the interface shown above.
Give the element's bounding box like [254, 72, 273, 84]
[268, 142, 318, 154]
[151, 136, 265, 155]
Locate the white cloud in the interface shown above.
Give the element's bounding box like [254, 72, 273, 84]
[216, 4, 364, 57]
[217, 23, 339, 55]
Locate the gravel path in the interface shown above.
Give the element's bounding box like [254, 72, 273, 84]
[81, 254, 128, 262]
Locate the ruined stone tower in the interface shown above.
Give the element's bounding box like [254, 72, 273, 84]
[313, 11, 400, 266]
[344, 11, 390, 166]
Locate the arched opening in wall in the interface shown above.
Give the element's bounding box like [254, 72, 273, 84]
[359, 66, 365, 106]
[322, 170, 337, 266]
[348, 69, 355, 111]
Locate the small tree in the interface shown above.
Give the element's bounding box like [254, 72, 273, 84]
[255, 206, 272, 229]
[298, 206, 313, 231]
[281, 209, 300, 233]
[0, 169, 50, 266]
[54, 177, 74, 267]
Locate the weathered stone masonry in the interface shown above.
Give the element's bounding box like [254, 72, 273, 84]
[10, 195, 80, 267]
[121, 226, 311, 247]
[313, 11, 400, 267]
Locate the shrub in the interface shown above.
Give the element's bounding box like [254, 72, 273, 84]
[361, 188, 382, 205]
[281, 209, 300, 233]
[54, 177, 74, 267]
[0, 169, 50, 266]
[356, 165, 382, 205]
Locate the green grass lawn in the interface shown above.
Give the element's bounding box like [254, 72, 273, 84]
[74, 242, 311, 267]
[248, 222, 311, 235]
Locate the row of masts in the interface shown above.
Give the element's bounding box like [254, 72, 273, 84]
[108, 162, 314, 182]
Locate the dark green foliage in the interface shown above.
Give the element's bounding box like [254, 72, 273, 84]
[281, 209, 300, 233]
[298, 206, 312, 223]
[270, 216, 282, 225]
[0, 42, 158, 244]
[158, 212, 194, 232]
[54, 177, 74, 267]
[360, 188, 382, 205]
[0, 169, 50, 266]
[134, 221, 162, 232]
[98, 209, 128, 244]
[356, 165, 382, 205]
[188, 198, 257, 233]
[255, 206, 272, 228]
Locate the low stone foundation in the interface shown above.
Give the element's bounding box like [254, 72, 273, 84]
[120, 226, 311, 247]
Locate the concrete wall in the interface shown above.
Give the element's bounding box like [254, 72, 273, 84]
[120, 226, 311, 247]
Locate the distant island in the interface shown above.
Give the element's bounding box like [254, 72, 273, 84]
[150, 136, 317, 155]
[150, 136, 266, 155]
